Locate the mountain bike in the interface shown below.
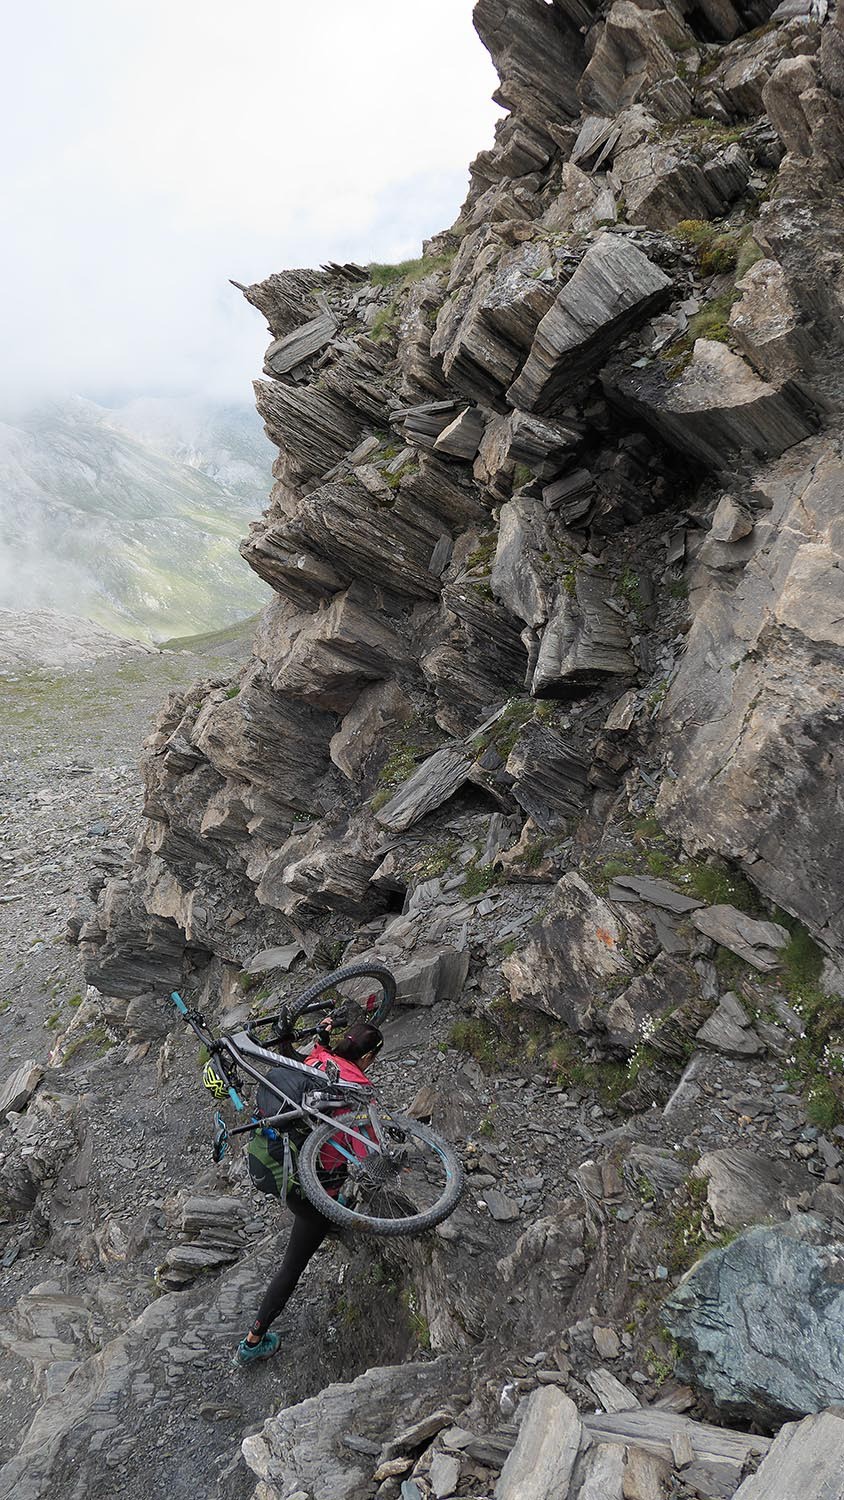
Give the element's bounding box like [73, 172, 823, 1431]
[168, 965, 463, 1238]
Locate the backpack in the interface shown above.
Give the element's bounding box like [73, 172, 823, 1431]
[246, 1064, 310, 1198]
[246, 1062, 346, 1200]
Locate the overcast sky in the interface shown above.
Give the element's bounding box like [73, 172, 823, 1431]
[0, 1, 500, 409]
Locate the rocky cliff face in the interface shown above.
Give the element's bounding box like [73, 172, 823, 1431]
[10, 1, 844, 1496]
[83, 0, 844, 999]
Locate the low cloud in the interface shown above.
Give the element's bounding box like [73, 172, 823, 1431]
[0, 0, 500, 408]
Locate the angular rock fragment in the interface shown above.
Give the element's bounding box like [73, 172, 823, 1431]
[729, 258, 816, 384]
[265, 589, 412, 715]
[256, 815, 383, 916]
[576, 1441, 626, 1500]
[580, 2, 694, 119]
[243, 478, 442, 605]
[622, 1445, 672, 1499]
[608, 340, 817, 469]
[508, 234, 672, 412]
[0, 1062, 43, 1121]
[432, 241, 559, 403]
[610, 140, 753, 230]
[254, 380, 365, 488]
[374, 747, 475, 833]
[585, 1368, 641, 1413]
[491, 493, 553, 628]
[610, 875, 702, 914]
[329, 680, 414, 782]
[697, 996, 762, 1055]
[541, 162, 617, 234]
[494, 1386, 581, 1500]
[691, 905, 789, 971]
[474, 0, 587, 140]
[707, 494, 754, 544]
[733, 1409, 844, 1500]
[475, 408, 582, 497]
[264, 310, 337, 378]
[605, 955, 699, 1051]
[694, 1149, 813, 1230]
[433, 406, 486, 460]
[506, 719, 591, 830]
[543, 468, 595, 522]
[503, 872, 651, 1028]
[656, 447, 844, 952]
[242, 1357, 469, 1500]
[422, 577, 529, 735]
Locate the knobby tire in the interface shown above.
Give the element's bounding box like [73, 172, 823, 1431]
[297, 1114, 463, 1238]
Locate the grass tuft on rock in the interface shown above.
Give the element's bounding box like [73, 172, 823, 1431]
[367, 252, 455, 288]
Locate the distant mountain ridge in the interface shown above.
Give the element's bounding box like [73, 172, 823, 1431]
[0, 396, 271, 642]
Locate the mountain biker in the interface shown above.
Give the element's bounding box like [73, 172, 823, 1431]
[234, 1020, 384, 1367]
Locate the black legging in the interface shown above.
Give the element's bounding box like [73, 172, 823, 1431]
[250, 1194, 331, 1337]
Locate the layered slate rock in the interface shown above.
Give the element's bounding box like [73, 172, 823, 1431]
[694, 1148, 815, 1231]
[495, 1387, 582, 1500]
[691, 904, 789, 971]
[243, 478, 443, 606]
[531, 566, 634, 696]
[506, 719, 591, 830]
[329, 679, 414, 782]
[255, 813, 385, 916]
[507, 234, 672, 412]
[431, 240, 560, 403]
[579, 2, 695, 118]
[433, 405, 487, 460]
[473, 0, 587, 142]
[263, 588, 412, 714]
[611, 139, 754, 229]
[254, 380, 365, 488]
[608, 340, 818, 468]
[664, 1215, 844, 1425]
[374, 747, 475, 833]
[242, 1357, 469, 1500]
[475, 410, 582, 495]
[264, 309, 337, 377]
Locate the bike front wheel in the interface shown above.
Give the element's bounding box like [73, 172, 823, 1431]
[285, 963, 397, 1051]
[297, 1110, 463, 1237]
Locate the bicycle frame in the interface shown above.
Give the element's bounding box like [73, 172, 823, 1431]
[170, 991, 382, 1159]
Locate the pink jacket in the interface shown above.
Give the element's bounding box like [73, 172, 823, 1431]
[305, 1043, 374, 1175]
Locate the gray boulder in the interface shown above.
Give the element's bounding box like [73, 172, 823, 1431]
[242, 1356, 469, 1500]
[608, 340, 817, 470]
[734, 1408, 844, 1500]
[664, 1215, 844, 1424]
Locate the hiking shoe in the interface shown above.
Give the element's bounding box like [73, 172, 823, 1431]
[232, 1331, 280, 1367]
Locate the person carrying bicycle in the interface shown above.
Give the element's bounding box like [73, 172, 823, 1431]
[234, 1020, 384, 1368]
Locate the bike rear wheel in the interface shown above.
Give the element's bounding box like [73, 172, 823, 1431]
[285, 963, 397, 1050]
[297, 1109, 463, 1237]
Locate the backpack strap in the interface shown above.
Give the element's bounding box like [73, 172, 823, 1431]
[281, 1133, 292, 1200]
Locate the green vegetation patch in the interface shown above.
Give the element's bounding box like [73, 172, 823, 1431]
[371, 302, 400, 344]
[471, 697, 536, 760]
[466, 531, 498, 576]
[448, 1001, 629, 1104]
[367, 252, 455, 288]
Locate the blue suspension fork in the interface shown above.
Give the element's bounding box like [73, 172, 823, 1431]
[170, 990, 246, 1112]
